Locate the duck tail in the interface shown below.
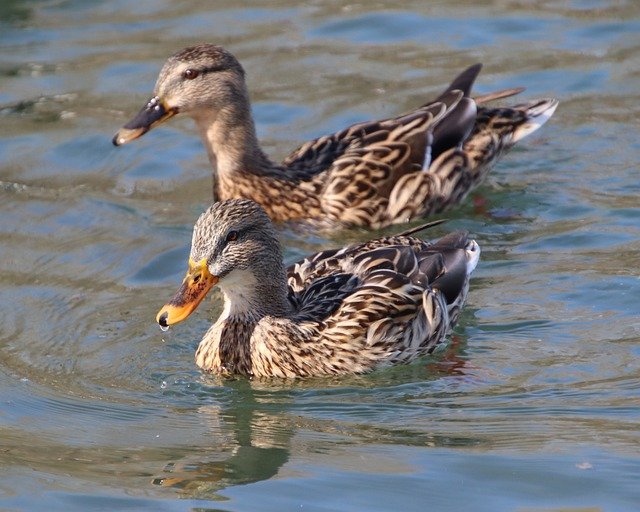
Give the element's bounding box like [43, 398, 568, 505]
[463, 239, 481, 276]
[509, 98, 559, 144]
[421, 232, 481, 306]
[429, 232, 480, 277]
[474, 87, 525, 104]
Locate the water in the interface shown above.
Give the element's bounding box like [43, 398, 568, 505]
[1, 1, 639, 510]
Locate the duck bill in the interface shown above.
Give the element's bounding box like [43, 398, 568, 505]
[112, 96, 177, 146]
[156, 259, 218, 328]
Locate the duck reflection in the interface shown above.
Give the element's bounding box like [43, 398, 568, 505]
[152, 327, 475, 500]
[152, 380, 293, 499]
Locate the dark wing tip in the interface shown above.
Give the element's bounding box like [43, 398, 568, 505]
[430, 96, 477, 160]
[439, 63, 483, 100]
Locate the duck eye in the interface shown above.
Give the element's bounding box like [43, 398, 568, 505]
[226, 230, 238, 242]
[182, 68, 200, 80]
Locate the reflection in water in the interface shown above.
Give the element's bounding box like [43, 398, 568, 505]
[2, 0, 640, 510]
[151, 335, 481, 501]
[0, 0, 31, 25]
[424, 334, 471, 377]
[153, 388, 292, 500]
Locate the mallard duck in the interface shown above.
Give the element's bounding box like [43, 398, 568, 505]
[113, 44, 558, 228]
[156, 199, 480, 378]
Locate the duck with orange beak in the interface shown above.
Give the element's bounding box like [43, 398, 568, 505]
[155, 199, 480, 378]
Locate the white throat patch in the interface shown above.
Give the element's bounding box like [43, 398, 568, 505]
[218, 268, 259, 319]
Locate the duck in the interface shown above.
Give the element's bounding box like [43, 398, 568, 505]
[155, 199, 480, 378]
[113, 44, 558, 229]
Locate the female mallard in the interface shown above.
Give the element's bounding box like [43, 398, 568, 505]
[113, 44, 558, 229]
[156, 199, 480, 378]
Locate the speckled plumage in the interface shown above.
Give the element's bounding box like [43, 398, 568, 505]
[160, 199, 480, 378]
[114, 44, 558, 228]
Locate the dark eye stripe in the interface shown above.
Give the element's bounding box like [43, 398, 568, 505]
[201, 64, 227, 74]
[182, 65, 227, 79]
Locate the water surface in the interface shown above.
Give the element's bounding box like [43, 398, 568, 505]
[1, 1, 639, 511]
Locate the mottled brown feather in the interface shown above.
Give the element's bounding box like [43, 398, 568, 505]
[114, 44, 558, 228]
[173, 200, 482, 378]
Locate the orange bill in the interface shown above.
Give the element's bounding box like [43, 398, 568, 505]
[156, 258, 218, 328]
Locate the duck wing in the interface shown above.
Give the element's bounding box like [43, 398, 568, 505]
[283, 229, 480, 373]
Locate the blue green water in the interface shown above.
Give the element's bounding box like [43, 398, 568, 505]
[1, 1, 639, 511]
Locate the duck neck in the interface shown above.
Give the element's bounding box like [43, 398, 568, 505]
[192, 99, 274, 200]
[215, 264, 291, 374]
